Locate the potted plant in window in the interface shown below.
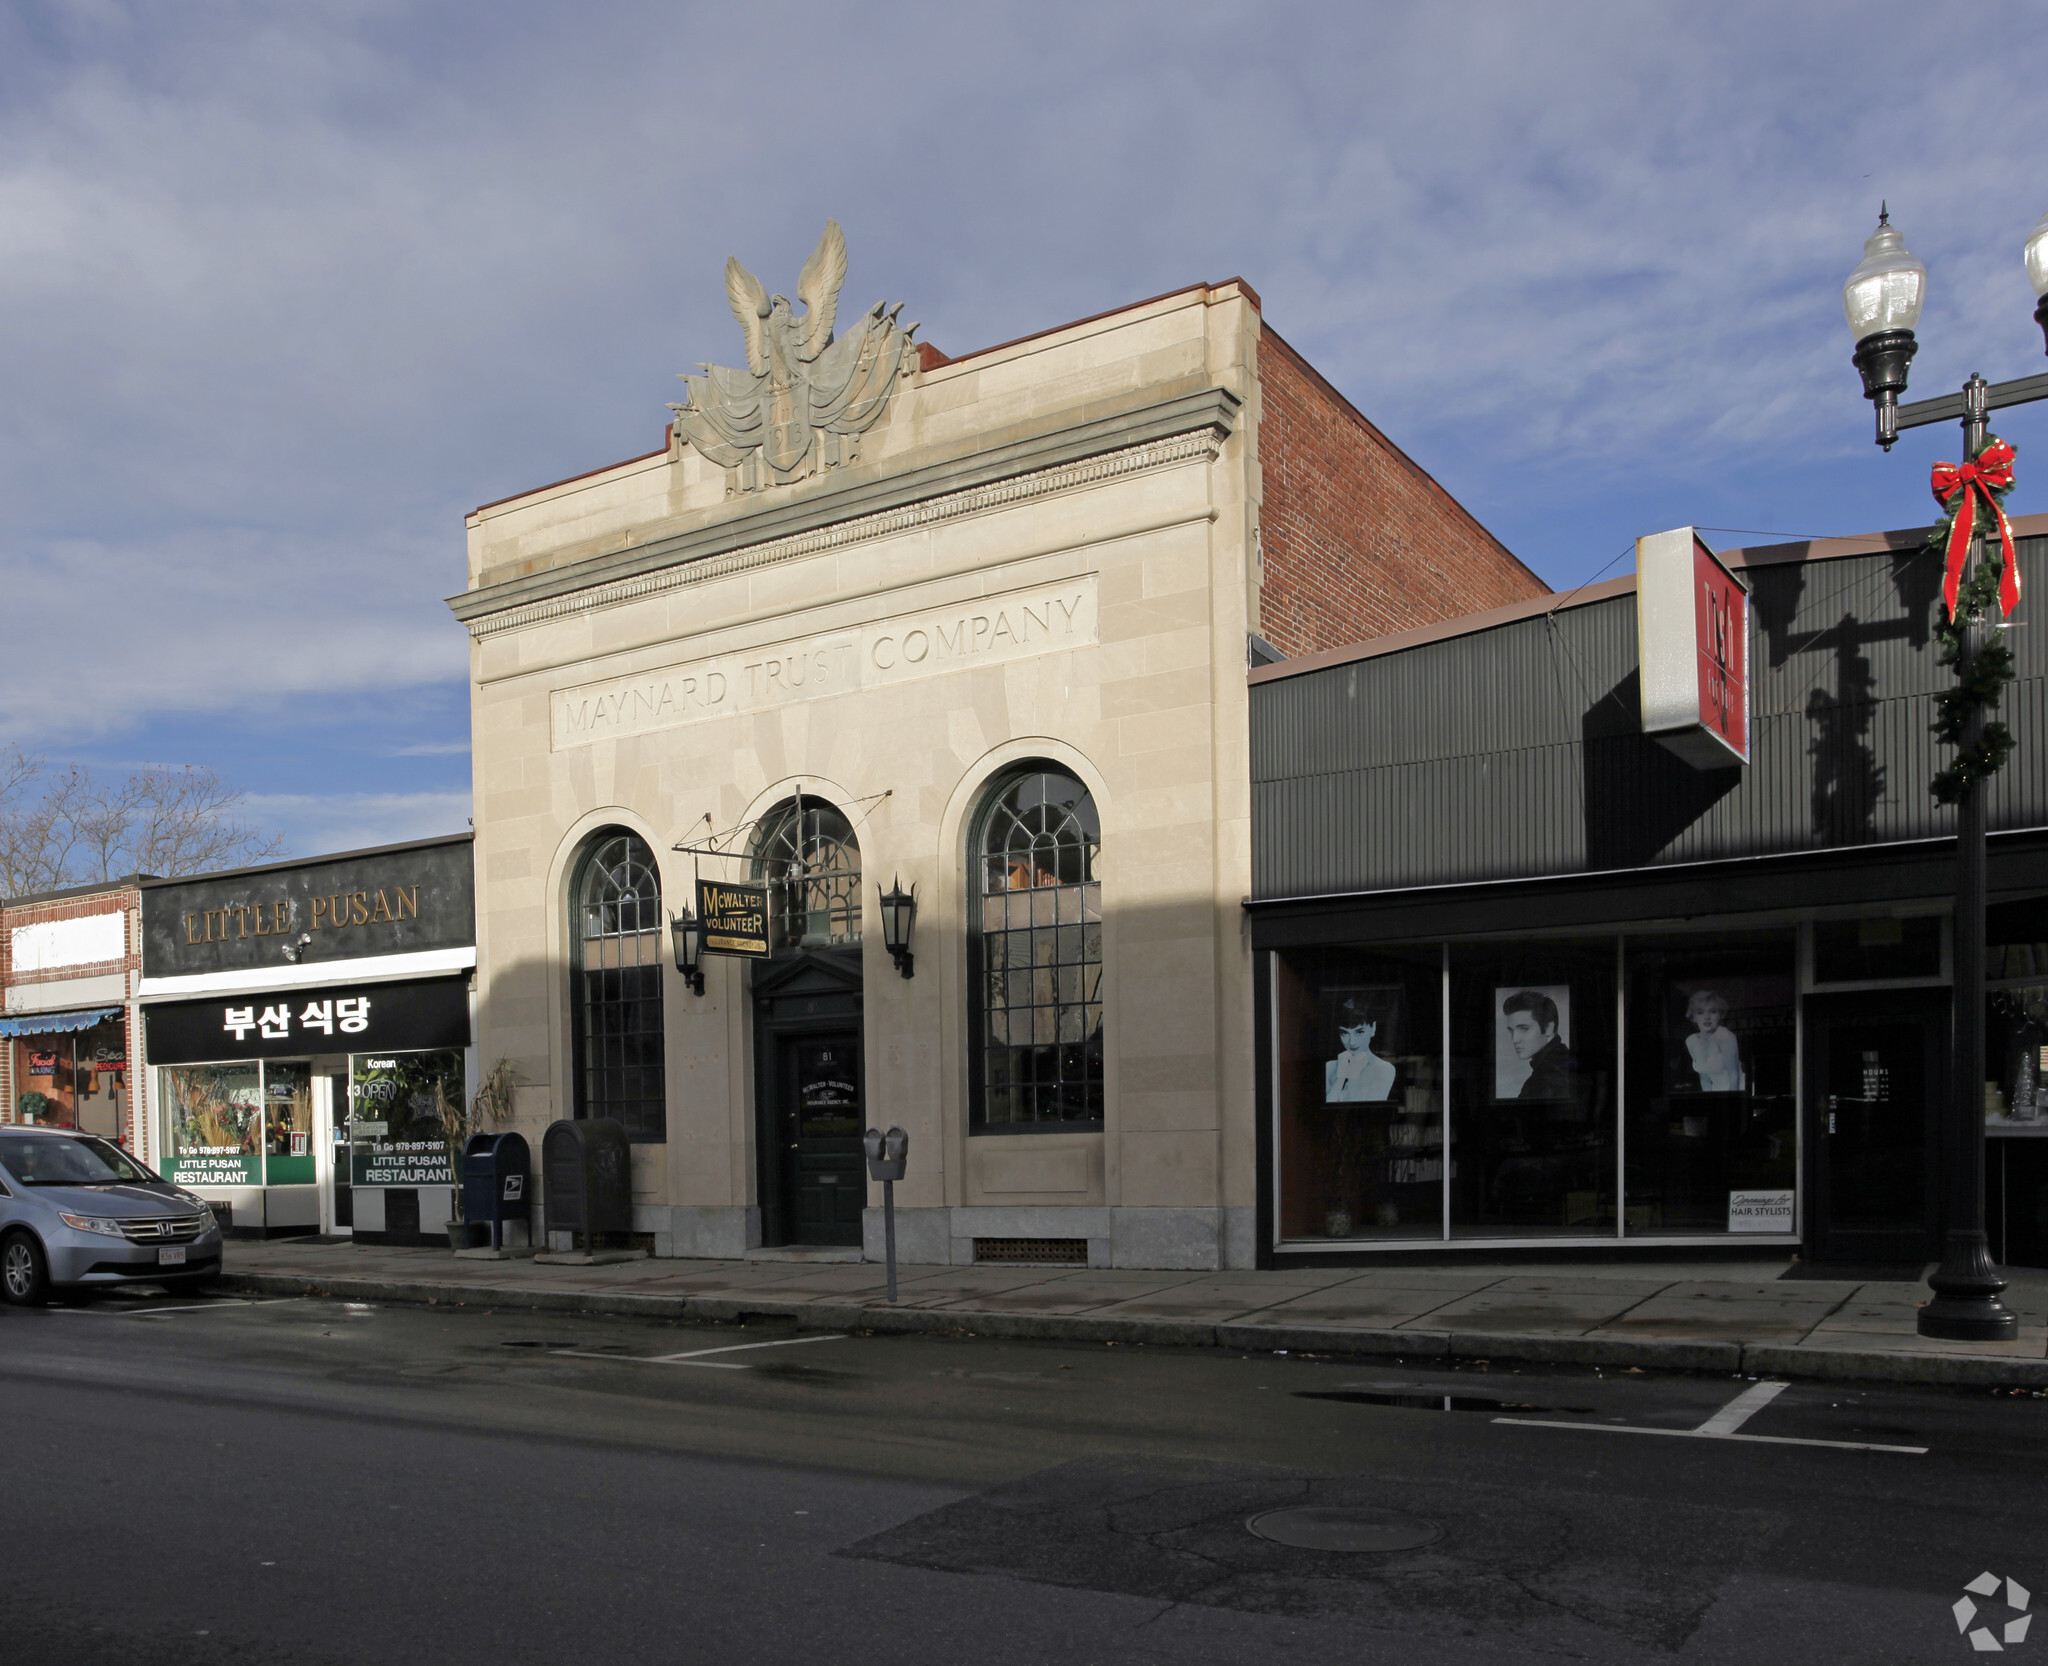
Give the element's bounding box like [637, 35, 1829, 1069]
[439, 1060, 517, 1252]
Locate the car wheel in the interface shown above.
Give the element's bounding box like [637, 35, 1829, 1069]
[1, 1232, 51, 1307]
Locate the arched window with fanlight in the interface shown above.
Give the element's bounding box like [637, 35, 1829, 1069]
[570, 830, 666, 1141]
[751, 797, 862, 952]
[969, 768, 1104, 1130]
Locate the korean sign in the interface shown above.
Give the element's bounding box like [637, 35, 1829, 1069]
[144, 977, 470, 1065]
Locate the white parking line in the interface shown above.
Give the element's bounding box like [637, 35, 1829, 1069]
[1693, 1378, 1789, 1434]
[553, 1334, 847, 1369]
[1494, 1379, 1927, 1454]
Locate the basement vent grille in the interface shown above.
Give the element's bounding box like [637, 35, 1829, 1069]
[973, 1237, 1088, 1265]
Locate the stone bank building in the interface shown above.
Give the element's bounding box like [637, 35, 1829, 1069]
[453, 226, 1541, 1269]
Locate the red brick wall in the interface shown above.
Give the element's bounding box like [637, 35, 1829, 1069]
[1, 886, 141, 1144]
[1256, 325, 1546, 657]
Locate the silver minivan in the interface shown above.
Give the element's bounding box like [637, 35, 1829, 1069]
[0, 1127, 225, 1305]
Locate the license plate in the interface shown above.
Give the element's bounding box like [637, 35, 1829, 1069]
[157, 1247, 186, 1266]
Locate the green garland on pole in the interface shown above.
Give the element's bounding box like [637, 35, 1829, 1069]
[1928, 432, 2018, 806]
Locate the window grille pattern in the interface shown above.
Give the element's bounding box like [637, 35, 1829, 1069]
[572, 832, 665, 1141]
[752, 798, 862, 951]
[971, 769, 1103, 1128]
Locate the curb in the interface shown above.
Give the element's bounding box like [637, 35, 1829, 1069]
[217, 1270, 2048, 1389]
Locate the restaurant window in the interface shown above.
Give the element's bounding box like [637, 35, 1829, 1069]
[1273, 945, 1444, 1239]
[1622, 931, 1796, 1235]
[163, 1062, 263, 1187]
[346, 1049, 462, 1187]
[969, 768, 1104, 1130]
[752, 797, 862, 950]
[571, 830, 666, 1142]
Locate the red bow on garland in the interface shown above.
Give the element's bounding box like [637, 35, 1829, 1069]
[1930, 440, 2020, 618]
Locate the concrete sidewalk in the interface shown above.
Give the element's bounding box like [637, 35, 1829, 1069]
[216, 1239, 2048, 1388]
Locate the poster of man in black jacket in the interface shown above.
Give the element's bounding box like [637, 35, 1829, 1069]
[1496, 986, 1579, 1100]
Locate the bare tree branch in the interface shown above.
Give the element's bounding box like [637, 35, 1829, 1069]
[0, 751, 285, 895]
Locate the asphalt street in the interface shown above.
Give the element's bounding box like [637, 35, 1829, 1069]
[0, 1287, 2041, 1665]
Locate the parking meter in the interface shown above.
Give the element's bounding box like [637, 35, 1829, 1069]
[863, 1126, 908, 1182]
[863, 1125, 909, 1301]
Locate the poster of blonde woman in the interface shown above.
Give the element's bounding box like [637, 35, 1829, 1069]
[1322, 987, 1404, 1103]
[1664, 974, 1789, 1094]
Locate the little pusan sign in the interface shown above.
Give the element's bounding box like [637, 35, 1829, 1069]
[142, 837, 475, 977]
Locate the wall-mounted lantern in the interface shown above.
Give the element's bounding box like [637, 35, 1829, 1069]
[877, 878, 916, 978]
[669, 910, 707, 996]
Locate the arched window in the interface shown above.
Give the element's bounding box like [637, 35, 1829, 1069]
[752, 796, 861, 952]
[969, 768, 1103, 1129]
[571, 831, 665, 1141]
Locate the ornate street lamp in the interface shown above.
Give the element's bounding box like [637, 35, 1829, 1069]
[877, 877, 916, 978]
[2028, 209, 2048, 351]
[1844, 207, 1926, 451]
[1843, 207, 2048, 1341]
[669, 909, 707, 996]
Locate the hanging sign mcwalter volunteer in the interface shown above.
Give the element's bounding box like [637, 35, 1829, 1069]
[698, 879, 771, 958]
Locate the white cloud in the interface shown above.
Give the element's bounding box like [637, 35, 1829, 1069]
[240, 790, 471, 857]
[2, 0, 2044, 757]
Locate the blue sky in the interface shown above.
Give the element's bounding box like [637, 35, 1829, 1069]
[3, 1, 2045, 856]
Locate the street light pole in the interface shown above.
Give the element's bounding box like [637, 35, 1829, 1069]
[1846, 209, 2048, 1341]
[1919, 377, 2009, 1340]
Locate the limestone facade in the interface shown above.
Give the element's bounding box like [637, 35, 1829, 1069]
[453, 270, 1543, 1269]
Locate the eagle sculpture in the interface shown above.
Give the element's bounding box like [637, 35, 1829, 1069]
[669, 221, 918, 491]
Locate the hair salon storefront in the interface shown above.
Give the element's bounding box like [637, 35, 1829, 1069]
[138, 837, 475, 1243]
[1249, 518, 2048, 1269]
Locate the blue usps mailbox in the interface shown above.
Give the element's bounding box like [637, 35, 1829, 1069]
[461, 1131, 531, 1252]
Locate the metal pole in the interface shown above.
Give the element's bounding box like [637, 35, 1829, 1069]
[882, 1177, 898, 1304]
[1920, 375, 2018, 1341]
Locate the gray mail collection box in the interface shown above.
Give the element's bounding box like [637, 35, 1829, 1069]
[541, 1118, 632, 1245]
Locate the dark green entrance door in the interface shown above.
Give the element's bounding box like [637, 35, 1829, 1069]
[1804, 990, 1944, 1265]
[779, 1032, 863, 1245]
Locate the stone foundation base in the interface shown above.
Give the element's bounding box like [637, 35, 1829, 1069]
[625, 1203, 1255, 1270]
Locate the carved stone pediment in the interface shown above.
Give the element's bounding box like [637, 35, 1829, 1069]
[668, 220, 917, 495]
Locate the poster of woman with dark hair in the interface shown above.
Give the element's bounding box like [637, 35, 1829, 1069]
[1323, 986, 1403, 1103]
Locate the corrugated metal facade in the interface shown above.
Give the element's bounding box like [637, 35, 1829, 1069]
[1251, 535, 2048, 901]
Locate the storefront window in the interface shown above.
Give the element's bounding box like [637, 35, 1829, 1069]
[164, 1062, 263, 1186]
[1987, 985, 2048, 1127]
[347, 1050, 460, 1187]
[1274, 946, 1443, 1238]
[1447, 942, 1616, 1237]
[263, 1061, 316, 1185]
[1623, 932, 1796, 1235]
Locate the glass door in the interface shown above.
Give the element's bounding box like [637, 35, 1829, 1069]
[1804, 990, 1944, 1265]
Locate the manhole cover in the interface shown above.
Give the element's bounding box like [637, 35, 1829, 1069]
[1246, 1505, 1444, 1553]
